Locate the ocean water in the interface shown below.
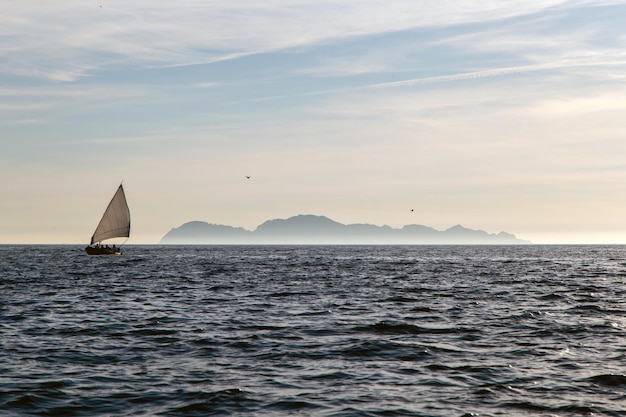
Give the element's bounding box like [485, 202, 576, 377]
[1, 245, 626, 417]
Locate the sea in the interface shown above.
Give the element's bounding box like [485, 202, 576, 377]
[2, 245, 626, 417]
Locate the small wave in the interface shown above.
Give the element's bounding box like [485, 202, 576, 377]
[353, 322, 424, 335]
[130, 328, 179, 337]
[426, 364, 453, 371]
[354, 321, 477, 336]
[5, 391, 73, 415]
[328, 406, 426, 416]
[384, 296, 420, 303]
[539, 292, 566, 300]
[339, 339, 431, 361]
[569, 303, 606, 313]
[266, 399, 326, 412]
[501, 400, 601, 414]
[269, 291, 316, 298]
[301, 370, 354, 381]
[409, 306, 434, 313]
[208, 284, 235, 291]
[161, 388, 259, 416]
[586, 374, 626, 387]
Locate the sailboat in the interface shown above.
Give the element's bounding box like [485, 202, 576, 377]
[85, 184, 131, 255]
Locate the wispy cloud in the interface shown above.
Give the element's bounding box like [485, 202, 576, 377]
[2, 0, 590, 80]
[0, 103, 55, 111]
[225, 49, 626, 107]
[192, 82, 221, 89]
[366, 53, 626, 89]
[8, 119, 44, 125]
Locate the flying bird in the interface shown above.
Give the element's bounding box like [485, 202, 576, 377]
[245, 176, 251, 179]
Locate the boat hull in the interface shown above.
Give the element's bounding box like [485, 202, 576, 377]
[85, 246, 122, 255]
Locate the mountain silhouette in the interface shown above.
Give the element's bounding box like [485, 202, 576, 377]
[160, 214, 531, 244]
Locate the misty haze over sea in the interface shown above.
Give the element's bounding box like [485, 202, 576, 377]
[160, 214, 531, 244]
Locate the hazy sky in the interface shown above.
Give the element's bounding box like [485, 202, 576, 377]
[3, 0, 626, 244]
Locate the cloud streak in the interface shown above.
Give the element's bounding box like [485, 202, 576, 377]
[367, 53, 626, 89]
[2, 0, 603, 80]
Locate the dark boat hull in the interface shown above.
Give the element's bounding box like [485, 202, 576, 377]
[85, 246, 122, 255]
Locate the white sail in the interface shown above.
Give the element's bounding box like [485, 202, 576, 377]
[90, 184, 131, 245]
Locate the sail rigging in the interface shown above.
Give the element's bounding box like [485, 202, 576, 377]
[90, 184, 131, 245]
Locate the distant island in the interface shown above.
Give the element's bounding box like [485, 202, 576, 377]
[160, 214, 531, 244]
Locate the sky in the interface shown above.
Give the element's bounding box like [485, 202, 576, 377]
[2, 0, 626, 244]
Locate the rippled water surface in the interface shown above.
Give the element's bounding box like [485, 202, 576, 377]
[2, 245, 626, 416]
